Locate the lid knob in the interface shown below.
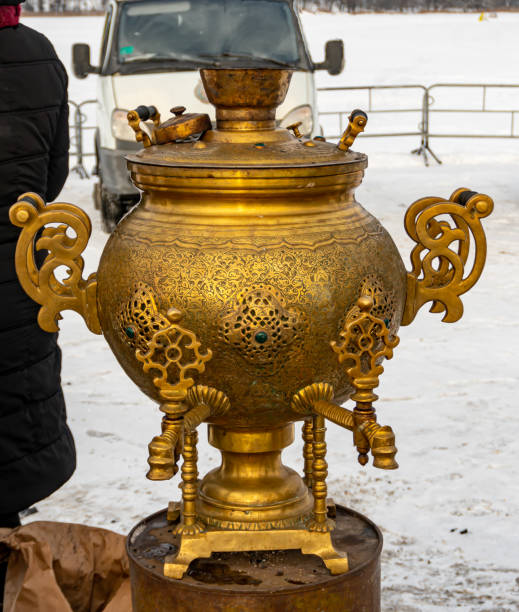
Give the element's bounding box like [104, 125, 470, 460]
[171, 106, 186, 117]
[287, 121, 303, 138]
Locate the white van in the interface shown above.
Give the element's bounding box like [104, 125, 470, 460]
[73, 0, 344, 230]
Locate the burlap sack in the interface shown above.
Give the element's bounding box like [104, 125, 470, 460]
[0, 522, 131, 611]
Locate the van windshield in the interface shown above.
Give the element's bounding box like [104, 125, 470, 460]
[117, 0, 302, 68]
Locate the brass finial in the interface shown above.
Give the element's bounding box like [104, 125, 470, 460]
[171, 105, 186, 116]
[337, 109, 368, 152]
[287, 121, 303, 138]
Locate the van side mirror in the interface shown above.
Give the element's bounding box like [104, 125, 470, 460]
[72, 43, 99, 79]
[314, 40, 344, 76]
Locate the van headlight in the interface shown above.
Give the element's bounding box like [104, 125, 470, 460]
[279, 105, 313, 137]
[111, 109, 136, 142]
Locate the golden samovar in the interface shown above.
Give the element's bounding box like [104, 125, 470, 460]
[10, 69, 492, 610]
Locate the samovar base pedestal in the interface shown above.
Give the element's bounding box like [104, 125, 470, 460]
[128, 504, 382, 612]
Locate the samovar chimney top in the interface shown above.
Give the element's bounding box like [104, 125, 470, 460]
[200, 68, 293, 131]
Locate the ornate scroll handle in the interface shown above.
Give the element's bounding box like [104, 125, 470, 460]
[331, 295, 399, 469]
[337, 109, 368, 152]
[140, 308, 212, 481]
[9, 192, 101, 334]
[402, 188, 494, 326]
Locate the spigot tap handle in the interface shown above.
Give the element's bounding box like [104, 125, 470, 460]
[127, 104, 161, 147]
[337, 109, 368, 152]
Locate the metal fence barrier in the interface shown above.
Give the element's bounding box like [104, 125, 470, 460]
[412, 83, 519, 164]
[69, 84, 519, 174]
[317, 82, 519, 165]
[317, 84, 427, 139]
[69, 99, 97, 178]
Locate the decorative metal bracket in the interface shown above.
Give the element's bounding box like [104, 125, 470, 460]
[136, 307, 212, 402]
[402, 188, 494, 325]
[331, 295, 399, 469]
[138, 306, 213, 481]
[9, 192, 101, 334]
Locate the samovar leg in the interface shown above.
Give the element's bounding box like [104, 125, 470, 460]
[164, 416, 348, 579]
[304, 413, 349, 573]
[302, 418, 314, 489]
[307, 414, 333, 532]
[174, 429, 204, 536]
[164, 533, 213, 580]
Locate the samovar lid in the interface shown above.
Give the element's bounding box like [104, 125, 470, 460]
[125, 69, 367, 172]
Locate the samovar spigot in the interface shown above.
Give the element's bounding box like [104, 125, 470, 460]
[293, 296, 399, 476]
[146, 400, 185, 481]
[333, 295, 399, 468]
[134, 306, 214, 481]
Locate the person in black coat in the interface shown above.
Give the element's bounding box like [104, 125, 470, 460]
[0, 0, 76, 529]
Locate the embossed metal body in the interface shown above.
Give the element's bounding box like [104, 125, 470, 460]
[10, 69, 493, 606]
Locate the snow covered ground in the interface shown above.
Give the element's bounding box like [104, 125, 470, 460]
[19, 11, 519, 611]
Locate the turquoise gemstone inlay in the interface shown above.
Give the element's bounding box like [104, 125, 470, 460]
[125, 326, 136, 339]
[255, 331, 268, 344]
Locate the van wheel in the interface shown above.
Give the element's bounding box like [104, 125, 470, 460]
[93, 181, 102, 210]
[95, 181, 121, 233]
[101, 190, 120, 234]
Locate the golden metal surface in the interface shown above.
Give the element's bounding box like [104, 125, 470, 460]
[164, 526, 348, 580]
[287, 121, 303, 138]
[9, 69, 493, 581]
[175, 429, 204, 535]
[402, 188, 494, 325]
[333, 296, 399, 469]
[184, 385, 230, 432]
[338, 110, 368, 152]
[146, 385, 228, 482]
[127, 107, 161, 148]
[130, 294, 212, 481]
[201, 69, 292, 131]
[9, 192, 100, 334]
[129, 105, 211, 147]
[146, 402, 185, 481]
[153, 108, 212, 145]
[302, 419, 314, 488]
[308, 414, 332, 532]
[135, 304, 212, 401]
[198, 425, 312, 531]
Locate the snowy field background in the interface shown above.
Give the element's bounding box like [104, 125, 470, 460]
[19, 10, 519, 611]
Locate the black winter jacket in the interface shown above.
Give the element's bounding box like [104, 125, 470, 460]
[0, 22, 75, 514]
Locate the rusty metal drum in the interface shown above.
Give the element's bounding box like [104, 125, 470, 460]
[128, 504, 382, 612]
